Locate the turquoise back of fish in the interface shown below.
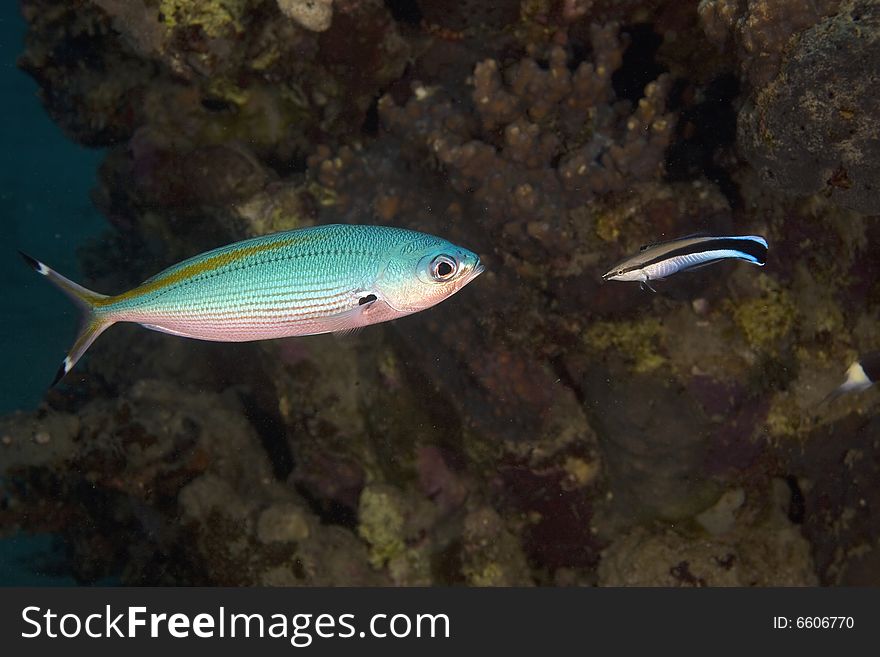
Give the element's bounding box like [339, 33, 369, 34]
[101, 224, 426, 341]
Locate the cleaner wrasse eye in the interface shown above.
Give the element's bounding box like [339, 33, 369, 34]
[20, 224, 484, 385]
[602, 234, 768, 292]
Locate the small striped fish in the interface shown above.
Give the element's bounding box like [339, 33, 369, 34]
[21, 224, 484, 385]
[602, 234, 768, 291]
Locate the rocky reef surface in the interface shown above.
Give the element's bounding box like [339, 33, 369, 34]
[3, 0, 880, 585]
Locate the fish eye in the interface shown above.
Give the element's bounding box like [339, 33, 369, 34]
[430, 255, 458, 281]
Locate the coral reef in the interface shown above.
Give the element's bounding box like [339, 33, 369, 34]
[0, 379, 389, 584]
[378, 28, 674, 225]
[6, 0, 880, 587]
[699, 0, 880, 213]
[277, 0, 335, 32]
[737, 0, 880, 214]
[698, 0, 842, 88]
[598, 480, 818, 585]
[20, 0, 409, 149]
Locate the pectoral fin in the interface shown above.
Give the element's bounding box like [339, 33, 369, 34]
[325, 294, 393, 336]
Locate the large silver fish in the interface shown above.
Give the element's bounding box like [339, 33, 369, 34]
[22, 224, 484, 385]
[603, 234, 768, 291]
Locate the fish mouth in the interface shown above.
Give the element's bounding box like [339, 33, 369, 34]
[601, 271, 613, 281]
[466, 260, 485, 283]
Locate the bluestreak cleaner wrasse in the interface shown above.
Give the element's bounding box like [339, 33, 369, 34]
[602, 234, 769, 292]
[821, 351, 880, 405]
[20, 224, 484, 385]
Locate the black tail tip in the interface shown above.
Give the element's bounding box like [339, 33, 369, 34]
[50, 361, 68, 387]
[18, 250, 41, 272]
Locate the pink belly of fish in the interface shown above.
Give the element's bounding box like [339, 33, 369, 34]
[120, 299, 400, 342]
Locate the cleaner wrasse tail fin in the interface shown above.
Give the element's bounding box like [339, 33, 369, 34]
[19, 251, 115, 386]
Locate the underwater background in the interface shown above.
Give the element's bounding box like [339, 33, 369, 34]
[1, 3, 105, 584]
[2, 0, 880, 586]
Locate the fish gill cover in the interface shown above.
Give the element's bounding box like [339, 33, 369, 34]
[2, 0, 880, 586]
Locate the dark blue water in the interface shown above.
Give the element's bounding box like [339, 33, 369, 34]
[0, 5, 106, 585]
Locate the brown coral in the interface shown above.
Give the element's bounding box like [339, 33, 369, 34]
[379, 26, 674, 225]
[699, 0, 842, 87]
[379, 25, 672, 220]
[737, 0, 880, 214]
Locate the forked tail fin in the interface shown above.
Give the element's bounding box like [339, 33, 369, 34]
[19, 251, 115, 385]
